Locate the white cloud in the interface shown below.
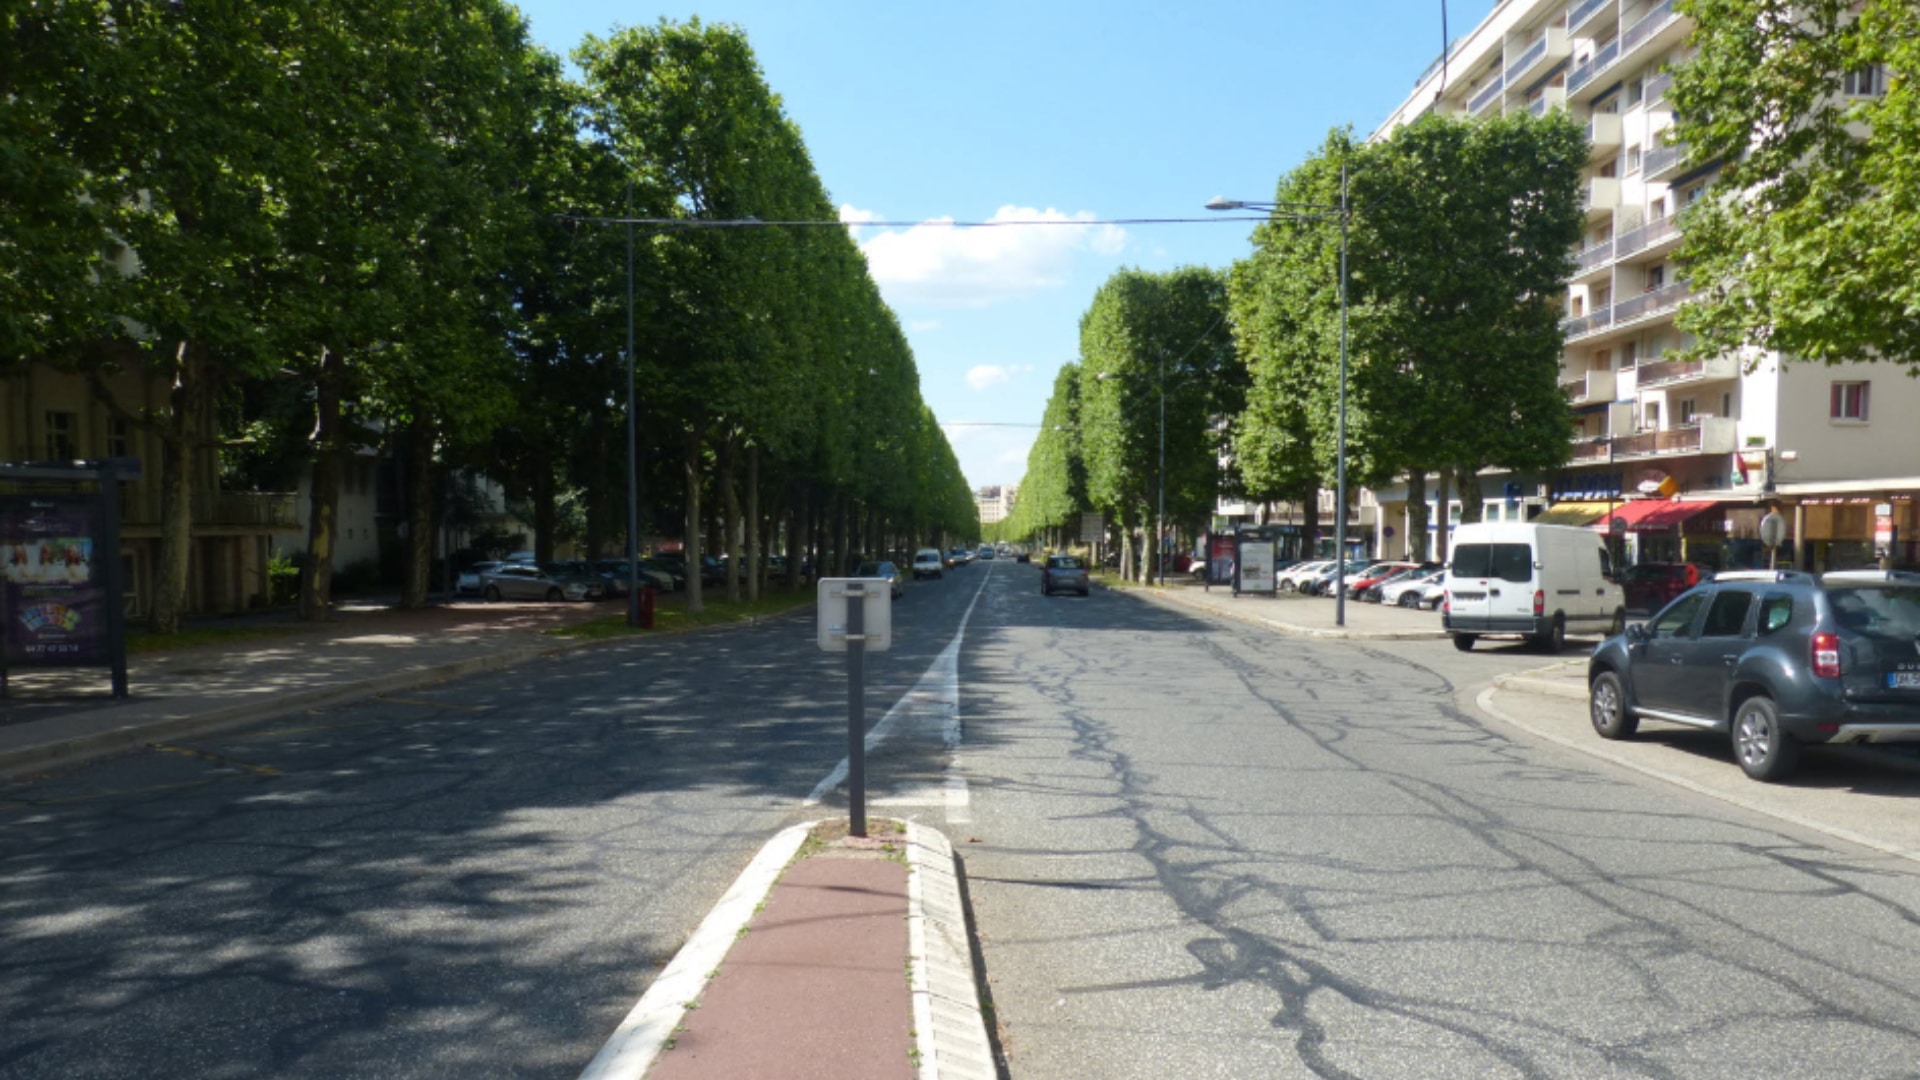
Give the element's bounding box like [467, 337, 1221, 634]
[996, 444, 1032, 465]
[841, 204, 1130, 309]
[908, 319, 942, 332]
[964, 363, 1033, 390]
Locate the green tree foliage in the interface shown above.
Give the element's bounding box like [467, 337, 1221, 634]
[1670, 0, 1920, 366]
[1008, 364, 1087, 540]
[1077, 267, 1236, 578]
[1232, 116, 1583, 547]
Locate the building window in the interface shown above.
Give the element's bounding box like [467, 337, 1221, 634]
[1831, 381, 1870, 422]
[1626, 144, 1643, 173]
[1623, 340, 1639, 366]
[1647, 265, 1666, 291]
[45, 411, 76, 461]
[1599, 158, 1618, 179]
[1625, 78, 1643, 108]
[1721, 391, 1732, 418]
[1843, 66, 1883, 97]
[1678, 397, 1697, 424]
[107, 419, 130, 458]
[1644, 401, 1662, 430]
[1679, 182, 1707, 207]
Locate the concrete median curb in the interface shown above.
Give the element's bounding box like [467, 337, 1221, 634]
[1490, 659, 1590, 701]
[1128, 585, 1451, 641]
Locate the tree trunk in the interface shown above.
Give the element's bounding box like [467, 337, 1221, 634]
[786, 484, 805, 590]
[401, 414, 435, 610]
[148, 340, 204, 633]
[585, 409, 609, 560]
[745, 444, 761, 602]
[532, 448, 555, 563]
[720, 436, 741, 603]
[1455, 468, 1484, 524]
[1404, 471, 1429, 562]
[1435, 469, 1453, 563]
[299, 348, 343, 622]
[684, 426, 704, 613]
[1300, 485, 1321, 561]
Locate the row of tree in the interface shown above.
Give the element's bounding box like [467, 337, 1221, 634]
[1009, 112, 1587, 568]
[3, 4, 975, 630]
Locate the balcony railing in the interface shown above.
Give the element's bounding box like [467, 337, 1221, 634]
[192, 491, 301, 528]
[1644, 69, 1674, 104]
[1643, 140, 1689, 181]
[1529, 87, 1567, 117]
[1570, 437, 1614, 464]
[1562, 306, 1615, 339]
[1611, 416, 1735, 459]
[1613, 215, 1678, 260]
[1507, 37, 1549, 84]
[1568, 39, 1621, 95]
[1574, 238, 1616, 274]
[1561, 366, 1619, 404]
[1634, 353, 1737, 388]
[1620, 0, 1679, 60]
[1584, 176, 1621, 214]
[1469, 77, 1506, 115]
[1586, 113, 1623, 155]
[1613, 279, 1689, 323]
[1567, 0, 1611, 33]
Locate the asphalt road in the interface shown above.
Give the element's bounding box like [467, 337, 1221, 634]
[956, 570, 1920, 1079]
[6, 559, 1920, 1079]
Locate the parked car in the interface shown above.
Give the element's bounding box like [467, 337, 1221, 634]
[853, 559, 905, 600]
[1338, 561, 1421, 600]
[639, 556, 686, 591]
[1013, 547, 1031, 563]
[594, 559, 675, 596]
[949, 547, 973, 567]
[1300, 560, 1367, 596]
[977, 546, 995, 561]
[1276, 560, 1332, 592]
[1041, 554, 1090, 597]
[1444, 522, 1626, 652]
[653, 552, 724, 587]
[1587, 569, 1920, 781]
[912, 548, 945, 580]
[456, 560, 502, 597]
[480, 562, 603, 602]
[1621, 562, 1713, 614]
[1359, 563, 1436, 603]
[1380, 567, 1447, 608]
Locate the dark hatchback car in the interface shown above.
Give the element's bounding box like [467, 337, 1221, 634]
[1587, 570, 1920, 781]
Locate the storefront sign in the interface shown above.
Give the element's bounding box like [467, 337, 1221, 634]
[0, 495, 108, 666]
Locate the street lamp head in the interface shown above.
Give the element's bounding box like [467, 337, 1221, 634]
[1205, 197, 1245, 212]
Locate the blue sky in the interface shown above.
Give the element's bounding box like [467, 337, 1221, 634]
[510, 0, 1488, 489]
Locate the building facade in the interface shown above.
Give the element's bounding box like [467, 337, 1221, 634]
[1369, 0, 1917, 571]
[975, 484, 1017, 526]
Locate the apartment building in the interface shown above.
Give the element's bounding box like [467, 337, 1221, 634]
[975, 484, 1017, 526]
[1371, 0, 1919, 572]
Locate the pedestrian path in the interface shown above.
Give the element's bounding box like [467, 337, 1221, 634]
[1129, 577, 1451, 640]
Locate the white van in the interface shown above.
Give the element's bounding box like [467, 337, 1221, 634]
[911, 548, 945, 580]
[1443, 521, 1625, 652]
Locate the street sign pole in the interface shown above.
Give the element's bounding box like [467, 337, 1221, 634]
[845, 583, 867, 838]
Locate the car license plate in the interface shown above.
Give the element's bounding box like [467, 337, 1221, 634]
[1451, 591, 1485, 602]
[1889, 672, 1920, 689]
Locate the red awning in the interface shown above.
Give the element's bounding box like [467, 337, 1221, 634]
[1590, 499, 1716, 532]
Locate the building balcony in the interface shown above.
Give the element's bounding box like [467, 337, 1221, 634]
[1570, 435, 1614, 464]
[1612, 415, 1736, 460]
[1643, 139, 1690, 182]
[1506, 28, 1571, 89]
[1469, 77, 1507, 116]
[1568, 39, 1621, 99]
[1613, 279, 1689, 325]
[1561, 366, 1619, 405]
[1644, 69, 1674, 105]
[1619, 0, 1683, 65]
[1613, 214, 1679, 262]
[1586, 113, 1623, 159]
[1571, 238, 1616, 283]
[1529, 86, 1568, 116]
[1634, 353, 1739, 389]
[1562, 305, 1615, 341]
[1567, 0, 1613, 35]
[1583, 176, 1621, 219]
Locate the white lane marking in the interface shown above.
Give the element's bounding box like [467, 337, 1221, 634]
[805, 562, 992, 807]
[577, 820, 817, 1080]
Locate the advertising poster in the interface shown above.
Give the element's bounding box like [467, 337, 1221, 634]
[0, 495, 107, 667]
[1236, 539, 1277, 595]
[1208, 534, 1237, 585]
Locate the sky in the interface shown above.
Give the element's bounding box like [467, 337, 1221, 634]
[508, 0, 1489, 491]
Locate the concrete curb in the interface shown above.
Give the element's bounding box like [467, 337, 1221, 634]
[906, 822, 997, 1080]
[1490, 659, 1590, 701]
[577, 820, 820, 1080]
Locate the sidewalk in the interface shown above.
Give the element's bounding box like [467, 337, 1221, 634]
[0, 599, 995, 1080]
[1122, 576, 1452, 640]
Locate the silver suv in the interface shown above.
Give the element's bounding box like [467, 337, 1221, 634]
[1587, 570, 1920, 781]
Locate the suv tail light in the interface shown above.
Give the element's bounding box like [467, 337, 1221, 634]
[1532, 589, 1545, 616]
[1811, 631, 1842, 679]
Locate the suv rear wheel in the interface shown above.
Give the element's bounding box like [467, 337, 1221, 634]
[1732, 695, 1801, 782]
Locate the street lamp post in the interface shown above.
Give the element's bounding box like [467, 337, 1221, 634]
[1207, 163, 1352, 626]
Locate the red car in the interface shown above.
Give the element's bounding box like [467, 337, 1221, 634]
[1620, 562, 1710, 614]
[1339, 561, 1422, 600]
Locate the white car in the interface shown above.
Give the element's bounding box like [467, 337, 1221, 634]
[1277, 560, 1332, 592]
[1380, 567, 1446, 608]
[911, 549, 945, 580]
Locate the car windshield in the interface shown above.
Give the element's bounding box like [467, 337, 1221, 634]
[856, 562, 885, 577]
[1048, 556, 1084, 570]
[1827, 585, 1920, 639]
